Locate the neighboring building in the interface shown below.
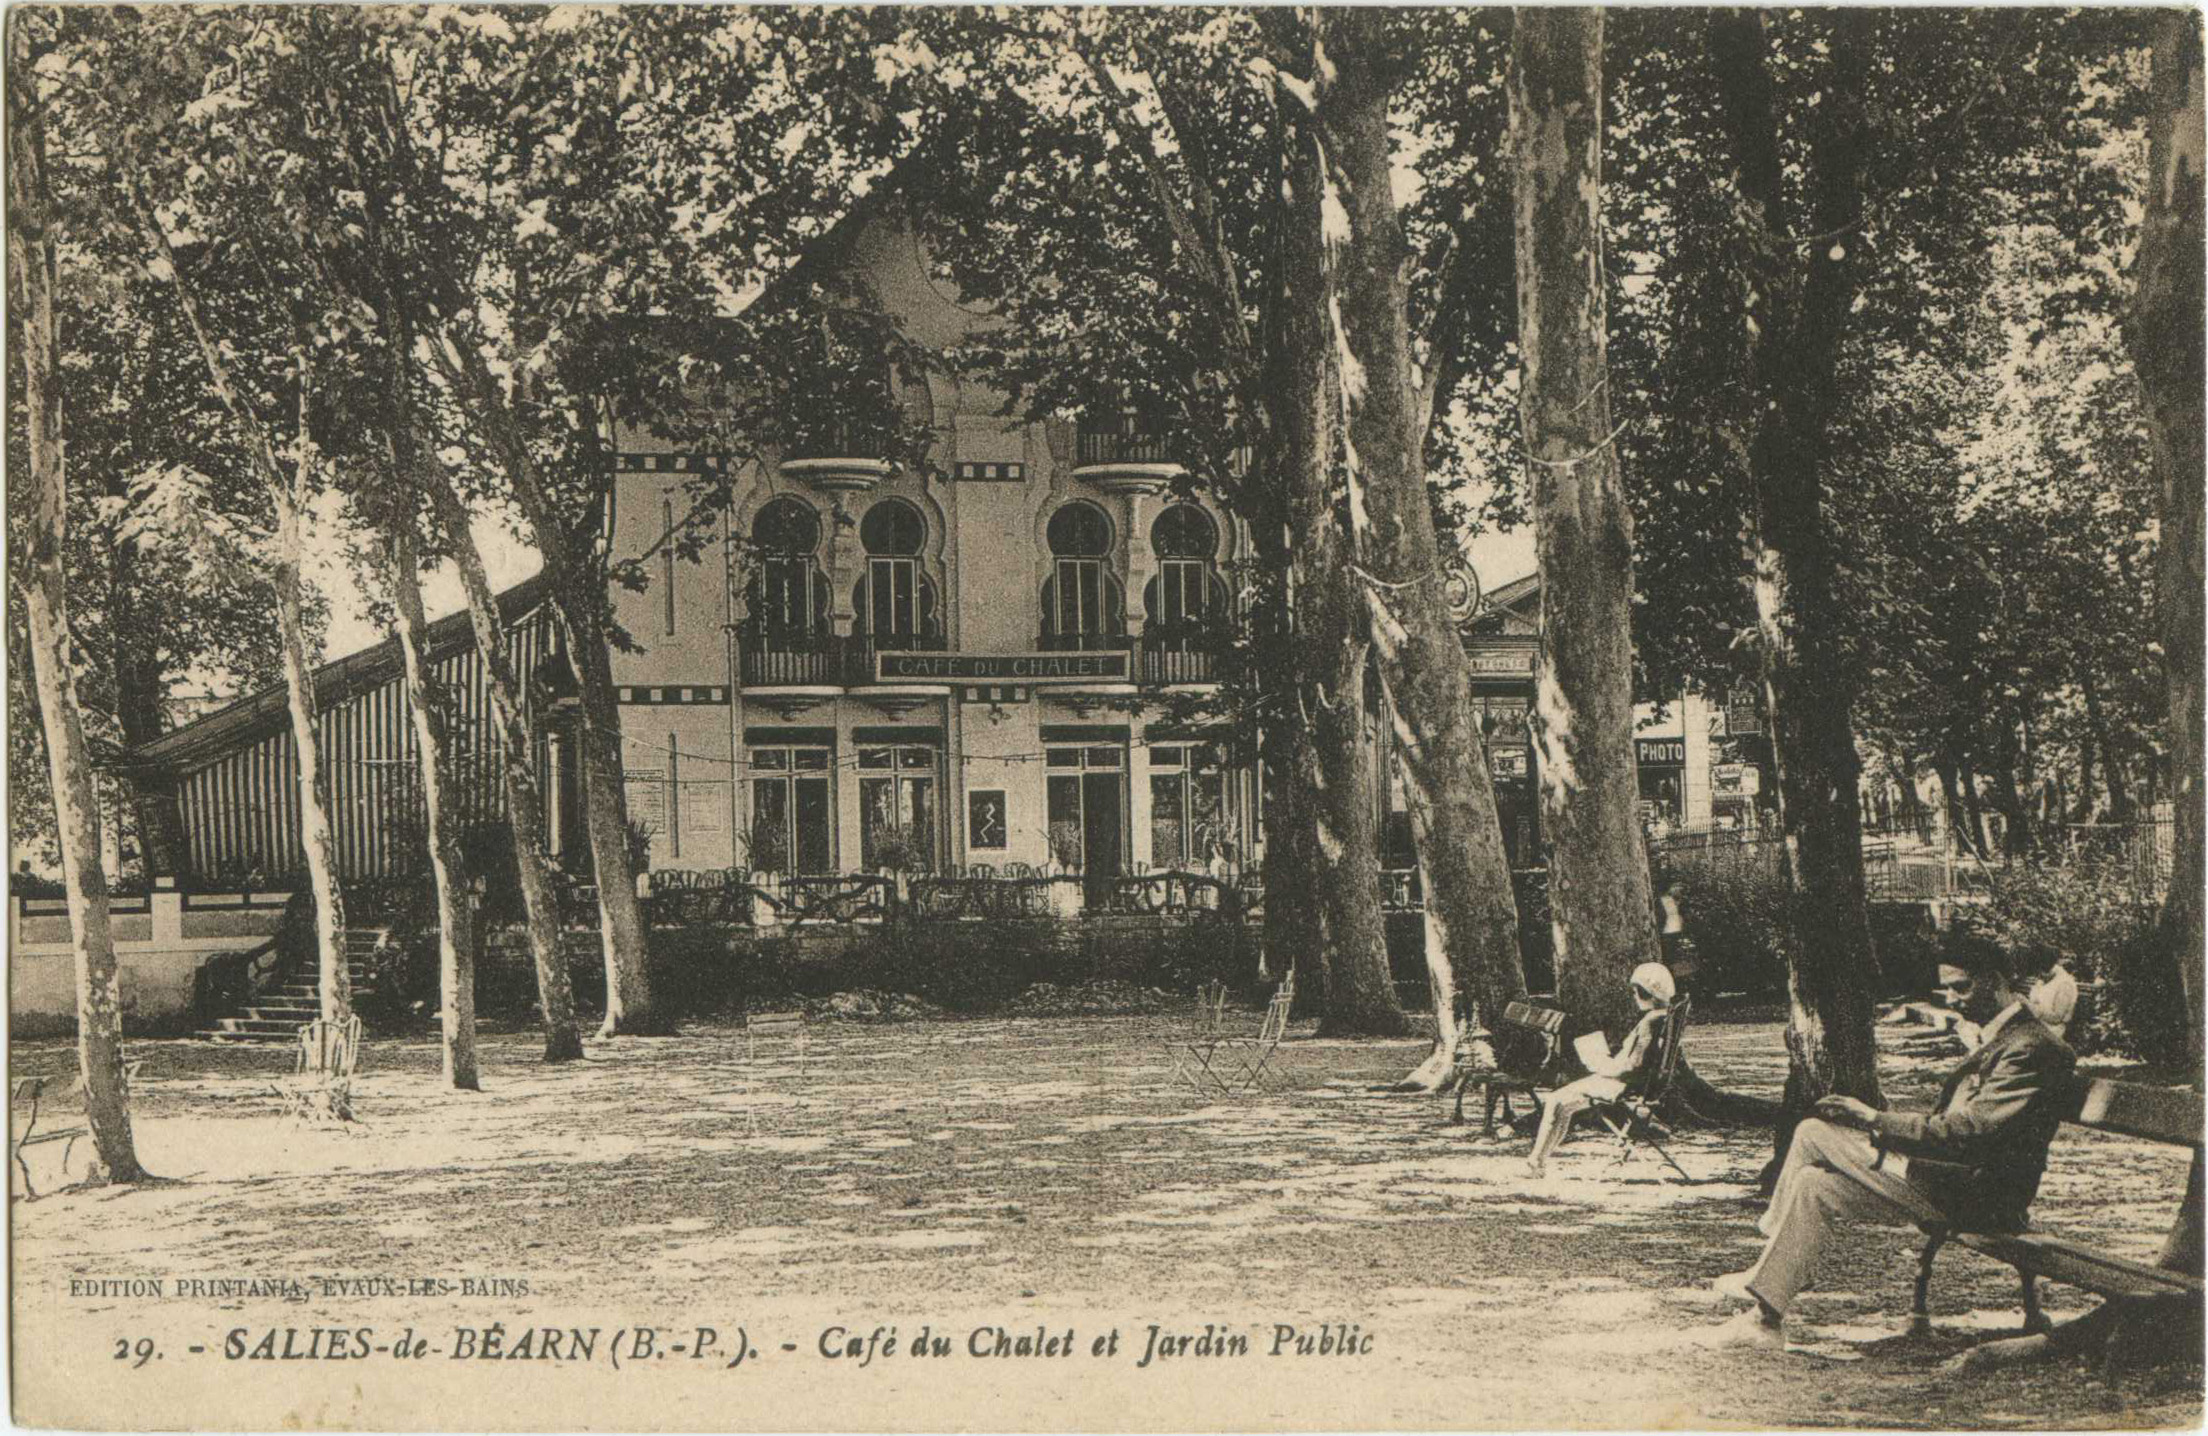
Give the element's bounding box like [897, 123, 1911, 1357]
[1460, 575, 1777, 842]
[125, 574, 568, 881]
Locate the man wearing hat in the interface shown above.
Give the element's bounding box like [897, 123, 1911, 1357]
[1697, 935, 2074, 1348]
[1526, 961, 1679, 1177]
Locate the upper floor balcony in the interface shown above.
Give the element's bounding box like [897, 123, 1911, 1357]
[1138, 623, 1226, 687]
[739, 629, 1224, 691]
[1072, 417, 1182, 495]
[737, 627, 952, 690]
[1036, 625, 1131, 653]
[777, 416, 896, 495]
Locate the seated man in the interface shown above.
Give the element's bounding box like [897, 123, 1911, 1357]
[1698, 936, 2074, 1349]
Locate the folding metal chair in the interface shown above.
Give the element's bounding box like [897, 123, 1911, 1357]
[297, 1015, 363, 1077]
[1169, 981, 1232, 1092]
[1180, 971, 1296, 1096]
[1216, 973, 1296, 1092]
[743, 1009, 808, 1134]
[1587, 995, 1694, 1181]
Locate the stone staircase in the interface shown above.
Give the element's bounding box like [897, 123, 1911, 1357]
[196, 930, 388, 1043]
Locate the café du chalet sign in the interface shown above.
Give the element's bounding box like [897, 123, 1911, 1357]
[877, 650, 1132, 683]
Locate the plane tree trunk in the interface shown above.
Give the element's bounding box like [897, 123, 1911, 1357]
[139, 201, 354, 1037]
[424, 476, 587, 1063]
[2127, 8, 2207, 1073]
[8, 24, 147, 1184]
[1276, 113, 1405, 1036]
[384, 518, 482, 1090]
[1507, 6, 1664, 1039]
[1707, 10, 1886, 1163]
[435, 333, 662, 1036]
[269, 469, 353, 1028]
[1317, 8, 1527, 1085]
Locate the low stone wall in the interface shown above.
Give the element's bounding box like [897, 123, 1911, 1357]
[8, 890, 290, 1038]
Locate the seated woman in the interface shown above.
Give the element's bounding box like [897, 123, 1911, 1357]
[1526, 962, 1676, 1177]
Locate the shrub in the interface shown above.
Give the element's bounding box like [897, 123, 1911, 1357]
[867, 824, 932, 874]
[1977, 859, 2179, 1063]
[636, 916, 1261, 1019]
[1668, 860, 1791, 996]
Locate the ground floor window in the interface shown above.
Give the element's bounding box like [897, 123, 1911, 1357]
[1638, 765, 1685, 829]
[1045, 745, 1125, 881]
[749, 746, 832, 873]
[1149, 743, 1229, 869]
[858, 746, 938, 870]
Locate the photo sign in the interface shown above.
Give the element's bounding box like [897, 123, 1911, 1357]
[877, 651, 1131, 683]
[1635, 738, 1687, 767]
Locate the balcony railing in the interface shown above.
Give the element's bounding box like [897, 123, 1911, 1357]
[783, 415, 894, 461]
[1139, 643, 1221, 686]
[1036, 627, 1132, 653]
[1075, 422, 1173, 468]
[1138, 623, 1225, 685]
[739, 630, 842, 688]
[737, 629, 950, 688]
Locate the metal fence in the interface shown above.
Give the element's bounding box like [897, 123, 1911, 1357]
[1648, 815, 2178, 907]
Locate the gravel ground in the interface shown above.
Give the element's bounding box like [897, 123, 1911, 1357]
[10, 1005, 2200, 1430]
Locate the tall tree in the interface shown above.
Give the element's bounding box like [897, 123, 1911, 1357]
[319, 26, 585, 1063]
[425, 471, 585, 1063]
[1276, 105, 1407, 1034]
[8, 10, 146, 1184]
[129, 131, 356, 1035]
[1315, 8, 1530, 1075]
[1506, 7, 1662, 1036]
[1703, 8, 1885, 1133]
[919, 12, 1409, 1031]
[381, 514, 481, 1090]
[2127, 11, 2206, 1072]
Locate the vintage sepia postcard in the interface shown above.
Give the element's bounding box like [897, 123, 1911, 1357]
[9, 4, 2204, 1430]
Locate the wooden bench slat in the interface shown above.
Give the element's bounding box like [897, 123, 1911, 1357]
[748, 1011, 805, 1035]
[1956, 1232, 2204, 1298]
[1501, 1001, 1567, 1034]
[2064, 1078, 2203, 1149]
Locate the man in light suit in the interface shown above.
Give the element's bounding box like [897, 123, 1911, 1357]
[1698, 936, 2076, 1349]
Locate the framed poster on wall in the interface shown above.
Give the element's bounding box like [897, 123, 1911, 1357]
[968, 789, 1008, 850]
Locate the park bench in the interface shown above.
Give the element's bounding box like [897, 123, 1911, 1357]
[1894, 1076, 2204, 1335]
[1450, 1000, 1570, 1137]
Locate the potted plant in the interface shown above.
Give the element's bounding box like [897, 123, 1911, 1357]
[868, 824, 931, 904]
[1046, 820, 1086, 919]
[744, 814, 790, 927]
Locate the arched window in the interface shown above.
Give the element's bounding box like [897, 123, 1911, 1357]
[1143, 503, 1228, 644]
[853, 498, 939, 649]
[1040, 502, 1124, 650]
[746, 498, 827, 650]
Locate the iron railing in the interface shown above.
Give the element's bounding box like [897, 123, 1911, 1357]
[1075, 421, 1173, 467]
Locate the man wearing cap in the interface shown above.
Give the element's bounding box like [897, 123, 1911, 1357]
[1526, 961, 1679, 1177]
[1697, 936, 2074, 1349]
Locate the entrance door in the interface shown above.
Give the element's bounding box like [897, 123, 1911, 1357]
[1081, 770, 1123, 899]
[1045, 744, 1125, 900]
